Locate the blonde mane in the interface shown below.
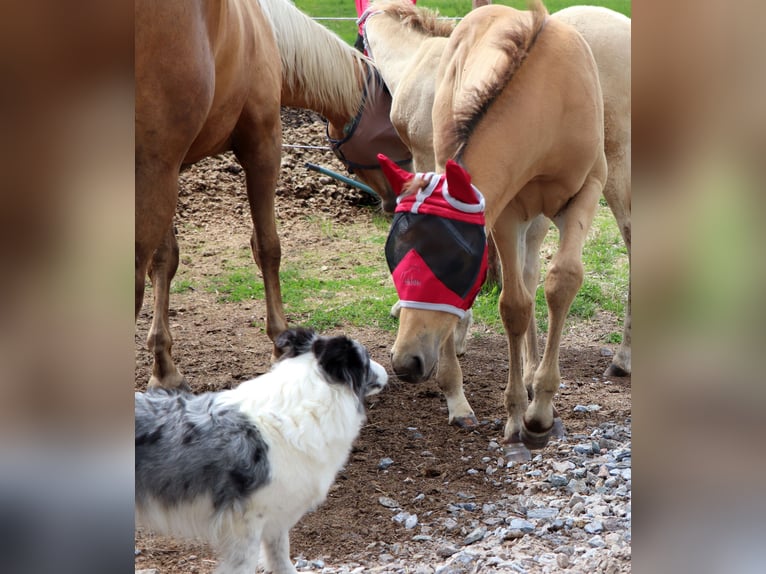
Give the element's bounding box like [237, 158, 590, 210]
[369, 0, 455, 37]
[256, 0, 369, 118]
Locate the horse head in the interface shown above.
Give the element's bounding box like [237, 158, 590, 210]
[326, 68, 412, 213]
[378, 154, 488, 382]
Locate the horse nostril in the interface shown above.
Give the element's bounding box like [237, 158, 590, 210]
[392, 354, 425, 382]
[409, 354, 424, 378]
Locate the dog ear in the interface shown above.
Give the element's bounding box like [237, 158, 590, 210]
[312, 336, 366, 393]
[275, 328, 317, 358]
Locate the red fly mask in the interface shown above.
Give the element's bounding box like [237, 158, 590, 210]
[378, 154, 488, 318]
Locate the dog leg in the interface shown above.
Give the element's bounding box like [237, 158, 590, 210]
[262, 527, 298, 574]
[215, 528, 261, 574]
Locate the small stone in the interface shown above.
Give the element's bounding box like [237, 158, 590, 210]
[310, 559, 325, 568]
[466, 468, 479, 475]
[413, 493, 425, 502]
[378, 496, 400, 509]
[443, 517, 459, 531]
[378, 457, 394, 469]
[392, 511, 410, 524]
[557, 553, 570, 568]
[405, 514, 419, 529]
[588, 535, 606, 548]
[463, 527, 486, 545]
[507, 518, 535, 532]
[502, 528, 526, 540]
[549, 474, 569, 487]
[436, 545, 460, 558]
[412, 534, 433, 542]
[135, 570, 158, 574]
[552, 460, 575, 473]
[585, 520, 604, 534]
[526, 507, 559, 520]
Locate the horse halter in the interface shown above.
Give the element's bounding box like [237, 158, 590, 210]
[326, 64, 412, 174]
[378, 154, 488, 318]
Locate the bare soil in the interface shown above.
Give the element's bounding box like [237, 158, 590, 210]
[134, 109, 631, 573]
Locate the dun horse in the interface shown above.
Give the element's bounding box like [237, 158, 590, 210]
[136, 0, 410, 389]
[375, 0, 607, 460]
[362, 0, 631, 377]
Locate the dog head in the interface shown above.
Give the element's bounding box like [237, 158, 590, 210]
[275, 328, 388, 404]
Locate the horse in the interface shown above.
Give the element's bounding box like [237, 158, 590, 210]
[136, 0, 411, 389]
[373, 0, 607, 460]
[362, 0, 631, 377]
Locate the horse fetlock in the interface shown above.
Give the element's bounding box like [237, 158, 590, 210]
[148, 369, 189, 392]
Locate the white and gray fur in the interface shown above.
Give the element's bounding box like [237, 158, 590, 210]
[135, 328, 388, 574]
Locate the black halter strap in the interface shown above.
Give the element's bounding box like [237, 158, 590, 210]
[326, 63, 412, 173]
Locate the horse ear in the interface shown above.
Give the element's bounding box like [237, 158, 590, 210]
[377, 154, 413, 196]
[445, 159, 479, 204]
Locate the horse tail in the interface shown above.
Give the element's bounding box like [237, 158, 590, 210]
[448, 0, 548, 159]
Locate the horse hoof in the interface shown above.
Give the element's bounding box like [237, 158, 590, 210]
[503, 441, 532, 462]
[604, 363, 630, 377]
[520, 424, 552, 450]
[550, 417, 566, 438]
[450, 414, 479, 429]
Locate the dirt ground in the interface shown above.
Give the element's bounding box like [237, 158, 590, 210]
[134, 109, 631, 572]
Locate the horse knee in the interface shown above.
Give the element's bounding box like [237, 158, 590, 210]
[498, 290, 533, 336]
[544, 261, 583, 307]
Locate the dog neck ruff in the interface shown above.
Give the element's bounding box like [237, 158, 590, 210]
[378, 154, 488, 318]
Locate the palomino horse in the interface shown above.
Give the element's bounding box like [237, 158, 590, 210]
[377, 0, 607, 460]
[136, 0, 410, 389]
[362, 0, 631, 377]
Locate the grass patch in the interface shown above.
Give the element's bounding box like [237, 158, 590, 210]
[210, 261, 398, 332]
[170, 278, 195, 294]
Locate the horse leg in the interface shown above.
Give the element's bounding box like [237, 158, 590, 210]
[602, 148, 632, 376]
[521, 173, 603, 450]
[522, 215, 566, 438]
[232, 110, 288, 359]
[491, 213, 535, 461]
[146, 225, 188, 390]
[435, 331, 478, 428]
[135, 162, 181, 321]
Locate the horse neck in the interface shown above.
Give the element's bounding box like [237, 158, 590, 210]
[365, 17, 433, 94]
[257, 0, 365, 124]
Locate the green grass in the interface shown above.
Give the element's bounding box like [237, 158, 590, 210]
[295, 0, 631, 46]
[211, 264, 398, 331]
[170, 278, 195, 294]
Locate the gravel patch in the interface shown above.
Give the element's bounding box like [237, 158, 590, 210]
[292, 418, 631, 573]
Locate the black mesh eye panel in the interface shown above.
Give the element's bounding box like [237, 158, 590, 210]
[385, 213, 486, 298]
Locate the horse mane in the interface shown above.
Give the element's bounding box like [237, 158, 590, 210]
[450, 0, 549, 159]
[369, 0, 456, 38]
[255, 0, 369, 118]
